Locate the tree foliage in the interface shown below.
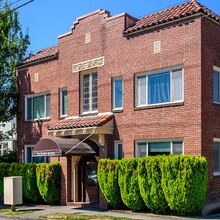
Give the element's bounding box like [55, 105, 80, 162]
[0, 0, 29, 122]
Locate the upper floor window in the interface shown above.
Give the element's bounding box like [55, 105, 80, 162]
[25, 93, 51, 121]
[60, 88, 68, 117]
[113, 78, 123, 110]
[24, 145, 49, 163]
[213, 66, 220, 103]
[0, 142, 8, 155]
[81, 71, 98, 114]
[135, 68, 183, 107]
[135, 140, 183, 158]
[114, 141, 123, 159]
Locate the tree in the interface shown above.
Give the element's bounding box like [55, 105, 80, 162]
[0, 0, 29, 123]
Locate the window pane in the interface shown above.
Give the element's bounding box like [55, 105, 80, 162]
[136, 143, 147, 157]
[148, 72, 170, 104]
[61, 90, 68, 115]
[148, 142, 170, 156]
[27, 98, 32, 120]
[214, 71, 219, 103]
[172, 70, 182, 101]
[46, 94, 51, 117]
[173, 141, 183, 155]
[33, 96, 44, 119]
[26, 147, 33, 163]
[138, 76, 146, 106]
[115, 143, 123, 160]
[114, 79, 123, 109]
[92, 72, 98, 111]
[214, 142, 220, 172]
[83, 74, 90, 112]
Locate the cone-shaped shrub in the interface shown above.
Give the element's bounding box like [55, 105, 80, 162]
[36, 162, 61, 204]
[98, 159, 122, 208]
[161, 155, 208, 216]
[138, 156, 168, 214]
[118, 158, 145, 211]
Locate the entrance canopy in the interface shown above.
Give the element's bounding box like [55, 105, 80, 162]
[32, 138, 99, 157]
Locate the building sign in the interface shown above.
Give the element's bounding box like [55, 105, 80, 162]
[32, 150, 61, 157]
[72, 56, 104, 73]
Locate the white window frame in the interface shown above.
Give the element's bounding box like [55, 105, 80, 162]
[113, 77, 123, 110]
[25, 92, 51, 121]
[24, 145, 48, 163]
[135, 139, 184, 157]
[80, 70, 98, 114]
[114, 141, 123, 159]
[213, 138, 220, 176]
[0, 142, 8, 155]
[213, 66, 220, 104]
[60, 88, 68, 117]
[135, 66, 184, 107]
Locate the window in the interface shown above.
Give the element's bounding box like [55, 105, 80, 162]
[0, 142, 8, 155]
[135, 140, 183, 158]
[24, 146, 49, 163]
[135, 68, 183, 107]
[213, 139, 220, 175]
[113, 78, 123, 110]
[213, 67, 220, 103]
[114, 141, 123, 159]
[81, 71, 98, 113]
[60, 89, 68, 116]
[25, 93, 51, 121]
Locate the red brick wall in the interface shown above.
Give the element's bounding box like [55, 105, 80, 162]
[201, 17, 220, 203]
[17, 10, 219, 204]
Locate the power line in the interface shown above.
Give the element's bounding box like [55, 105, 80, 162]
[0, 0, 22, 10]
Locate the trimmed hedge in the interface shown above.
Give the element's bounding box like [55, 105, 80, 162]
[97, 159, 122, 208]
[138, 156, 168, 214]
[0, 162, 61, 204]
[36, 162, 61, 204]
[98, 155, 208, 216]
[0, 163, 10, 196]
[118, 158, 145, 211]
[161, 155, 208, 216]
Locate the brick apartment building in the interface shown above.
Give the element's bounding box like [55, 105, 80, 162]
[17, 0, 220, 207]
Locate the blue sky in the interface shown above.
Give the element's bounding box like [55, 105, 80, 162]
[16, 0, 220, 54]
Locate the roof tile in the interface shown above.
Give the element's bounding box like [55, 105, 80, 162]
[21, 45, 58, 65]
[125, 0, 220, 34]
[49, 114, 114, 130]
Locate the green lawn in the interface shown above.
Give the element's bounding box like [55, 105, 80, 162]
[0, 208, 32, 215]
[41, 213, 136, 220]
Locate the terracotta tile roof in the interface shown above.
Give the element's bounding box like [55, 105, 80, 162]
[49, 114, 114, 130]
[21, 45, 58, 65]
[125, 0, 220, 35]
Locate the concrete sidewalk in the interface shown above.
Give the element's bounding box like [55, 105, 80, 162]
[0, 204, 220, 220]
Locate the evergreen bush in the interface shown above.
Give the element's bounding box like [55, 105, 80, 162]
[138, 156, 168, 214]
[36, 162, 61, 204]
[97, 159, 122, 208]
[161, 155, 208, 216]
[118, 158, 145, 211]
[0, 163, 10, 196]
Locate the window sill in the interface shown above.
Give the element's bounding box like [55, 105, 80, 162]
[25, 117, 51, 122]
[214, 172, 220, 177]
[80, 111, 98, 116]
[134, 102, 184, 111]
[213, 102, 220, 106]
[112, 108, 123, 113]
[59, 115, 68, 120]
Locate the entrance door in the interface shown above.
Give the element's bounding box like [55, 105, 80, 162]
[78, 157, 98, 204]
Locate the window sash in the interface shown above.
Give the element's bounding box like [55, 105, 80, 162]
[135, 140, 183, 157]
[214, 142, 220, 174]
[213, 70, 220, 103]
[26, 94, 51, 121]
[60, 89, 68, 116]
[136, 68, 183, 107]
[114, 141, 123, 159]
[82, 72, 98, 113]
[113, 78, 123, 109]
[24, 146, 49, 163]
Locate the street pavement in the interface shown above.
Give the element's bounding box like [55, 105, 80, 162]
[0, 204, 220, 220]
